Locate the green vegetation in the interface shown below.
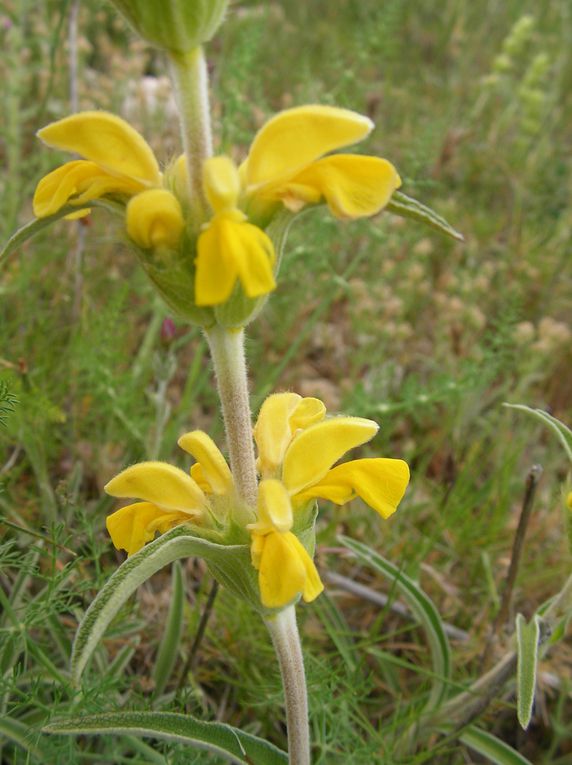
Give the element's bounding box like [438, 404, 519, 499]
[1, 0, 570, 762]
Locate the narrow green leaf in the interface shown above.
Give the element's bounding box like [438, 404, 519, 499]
[0, 715, 46, 760]
[0, 199, 124, 269]
[386, 191, 464, 242]
[1, 209, 75, 267]
[340, 535, 451, 708]
[516, 613, 541, 730]
[44, 711, 288, 764]
[71, 526, 254, 684]
[504, 403, 572, 462]
[153, 560, 185, 696]
[459, 725, 534, 765]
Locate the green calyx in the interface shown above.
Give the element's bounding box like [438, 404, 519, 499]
[109, 0, 230, 53]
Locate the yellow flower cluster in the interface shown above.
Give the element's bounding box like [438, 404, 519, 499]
[105, 393, 409, 609]
[33, 107, 400, 311]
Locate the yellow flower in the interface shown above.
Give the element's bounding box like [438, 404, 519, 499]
[191, 105, 400, 307]
[105, 430, 233, 555]
[195, 156, 276, 306]
[248, 479, 323, 609]
[33, 106, 400, 314]
[33, 111, 184, 250]
[250, 392, 410, 608]
[241, 105, 401, 220]
[103, 393, 409, 611]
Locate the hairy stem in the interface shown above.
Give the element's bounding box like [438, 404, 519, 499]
[204, 326, 258, 510]
[265, 607, 310, 765]
[168, 46, 212, 223]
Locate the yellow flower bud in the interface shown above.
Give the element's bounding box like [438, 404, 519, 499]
[109, 0, 230, 53]
[126, 189, 184, 250]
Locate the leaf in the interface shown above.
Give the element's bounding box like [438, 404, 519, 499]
[339, 535, 452, 708]
[43, 711, 288, 764]
[153, 560, 185, 696]
[71, 526, 255, 684]
[516, 613, 541, 730]
[386, 190, 464, 242]
[0, 715, 46, 761]
[503, 404, 572, 462]
[459, 725, 534, 765]
[0, 199, 124, 269]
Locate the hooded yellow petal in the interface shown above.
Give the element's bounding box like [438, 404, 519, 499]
[289, 397, 326, 433]
[126, 189, 185, 249]
[195, 212, 276, 306]
[203, 155, 241, 214]
[282, 417, 379, 495]
[288, 534, 324, 603]
[106, 501, 195, 556]
[255, 478, 293, 533]
[296, 458, 410, 519]
[37, 111, 161, 186]
[190, 462, 212, 494]
[178, 431, 232, 495]
[33, 160, 142, 218]
[254, 394, 327, 477]
[257, 531, 307, 609]
[245, 105, 373, 190]
[254, 392, 302, 475]
[104, 461, 206, 512]
[286, 155, 401, 219]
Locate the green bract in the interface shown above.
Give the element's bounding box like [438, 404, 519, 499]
[109, 0, 230, 53]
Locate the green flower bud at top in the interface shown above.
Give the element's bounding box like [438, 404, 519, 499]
[109, 0, 230, 53]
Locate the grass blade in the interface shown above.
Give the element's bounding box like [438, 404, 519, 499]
[44, 711, 288, 764]
[504, 404, 572, 462]
[0, 715, 46, 761]
[516, 613, 541, 730]
[153, 560, 185, 697]
[339, 535, 452, 708]
[459, 725, 534, 764]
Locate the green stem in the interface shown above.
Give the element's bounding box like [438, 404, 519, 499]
[168, 46, 212, 223]
[265, 607, 310, 765]
[204, 326, 258, 510]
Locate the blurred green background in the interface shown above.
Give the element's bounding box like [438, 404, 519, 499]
[0, 1, 570, 762]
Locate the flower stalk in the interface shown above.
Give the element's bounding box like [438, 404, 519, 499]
[204, 325, 258, 509]
[168, 46, 212, 221]
[265, 606, 311, 765]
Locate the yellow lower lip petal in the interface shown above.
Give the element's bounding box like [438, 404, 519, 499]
[298, 458, 410, 519]
[104, 461, 206, 512]
[290, 154, 401, 220]
[106, 501, 196, 556]
[195, 213, 276, 307]
[282, 417, 379, 496]
[257, 531, 307, 609]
